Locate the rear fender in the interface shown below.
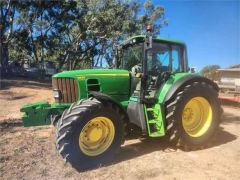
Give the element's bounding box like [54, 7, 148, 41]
[164, 74, 219, 103]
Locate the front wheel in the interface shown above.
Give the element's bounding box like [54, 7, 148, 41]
[56, 98, 124, 170]
[165, 81, 222, 149]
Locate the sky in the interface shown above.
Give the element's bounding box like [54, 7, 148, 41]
[152, 0, 240, 71]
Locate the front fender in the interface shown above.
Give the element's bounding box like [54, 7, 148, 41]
[89, 91, 129, 122]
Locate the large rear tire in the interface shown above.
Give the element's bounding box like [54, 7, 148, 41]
[56, 97, 124, 170]
[165, 81, 222, 149]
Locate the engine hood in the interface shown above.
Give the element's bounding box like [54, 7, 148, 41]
[53, 69, 131, 103]
[53, 69, 129, 78]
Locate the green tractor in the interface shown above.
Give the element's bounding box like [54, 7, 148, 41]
[20, 28, 222, 170]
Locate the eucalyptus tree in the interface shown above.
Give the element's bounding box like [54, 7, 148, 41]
[0, 0, 19, 72]
[6, 0, 168, 71]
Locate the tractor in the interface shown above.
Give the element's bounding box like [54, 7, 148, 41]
[20, 26, 222, 170]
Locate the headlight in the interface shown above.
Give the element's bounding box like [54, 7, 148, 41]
[53, 90, 60, 98]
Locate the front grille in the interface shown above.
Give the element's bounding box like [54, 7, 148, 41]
[52, 78, 78, 103]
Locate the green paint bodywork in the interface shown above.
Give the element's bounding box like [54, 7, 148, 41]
[20, 101, 68, 126]
[21, 69, 131, 126]
[157, 73, 189, 103]
[20, 35, 191, 138]
[143, 73, 189, 137]
[54, 69, 130, 104]
[122, 35, 185, 46]
[145, 104, 165, 137]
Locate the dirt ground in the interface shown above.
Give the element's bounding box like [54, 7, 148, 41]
[0, 78, 240, 180]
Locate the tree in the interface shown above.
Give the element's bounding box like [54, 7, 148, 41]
[6, 0, 168, 71]
[76, 0, 167, 68]
[200, 65, 221, 80]
[228, 64, 240, 69]
[0, 0, 19, 73]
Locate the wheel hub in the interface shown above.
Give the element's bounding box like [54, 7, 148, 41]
[183, 108, 194, 121]
[182, 97, 212, 137]
[84, 123, 103, 142]
[79, 117, 115, 156]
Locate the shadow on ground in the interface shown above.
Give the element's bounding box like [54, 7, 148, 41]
[0, 78, 51, 90]
[221, 112, 240, 124]
[112, 126, 236, 163]
[0, 109, 239, 172]
[71, 125, 237, 172]
[77, 111, 238, 172]
[0, 119, 22, 132]
[0, 91, 32, 100]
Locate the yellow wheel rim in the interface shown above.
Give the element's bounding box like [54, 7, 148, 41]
[182, 97, 212, 137]
[79, 116, 115, 156]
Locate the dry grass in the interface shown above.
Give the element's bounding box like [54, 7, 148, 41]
[0, 78, 240, 180]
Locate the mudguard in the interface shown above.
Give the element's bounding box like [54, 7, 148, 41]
[164, 74, 219, 103]
[89, 91, 129, 122]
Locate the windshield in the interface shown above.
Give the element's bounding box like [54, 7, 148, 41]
[121, 43, 143, 70]
[118, 41, 186, 73]
[147, 43, 185, 74]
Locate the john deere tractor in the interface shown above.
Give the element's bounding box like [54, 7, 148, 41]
[20, 27, 222, 170]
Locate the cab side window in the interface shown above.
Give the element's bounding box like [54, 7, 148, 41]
[172, 45, 181, 72]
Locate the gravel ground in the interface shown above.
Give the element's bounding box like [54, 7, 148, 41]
[0, 78, 240, 180]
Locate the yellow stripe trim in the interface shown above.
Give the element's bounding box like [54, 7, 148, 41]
[78, 73, 129, 78]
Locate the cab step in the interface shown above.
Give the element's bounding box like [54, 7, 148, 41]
[144, 105, 165, 137]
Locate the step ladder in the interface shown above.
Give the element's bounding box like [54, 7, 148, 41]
[144, 105, 165, 137]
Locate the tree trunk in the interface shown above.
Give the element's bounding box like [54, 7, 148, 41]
[31, 35, 39, 62]
[0, 42, 9, 76]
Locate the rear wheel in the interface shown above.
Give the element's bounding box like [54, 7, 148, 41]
[165, 81, 221, 149]
[56, 98, 124, 170]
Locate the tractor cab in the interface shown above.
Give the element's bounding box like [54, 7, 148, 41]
[116, 34, 191, 136]
[119, 35, 188, 101]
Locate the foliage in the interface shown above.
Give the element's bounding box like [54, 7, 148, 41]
[200, 65, 221, 80]
[0, 0, 19, 71]
[228, 64, 240, 69]
[2, 0, 167, 71]
[122, 43, 143, 70]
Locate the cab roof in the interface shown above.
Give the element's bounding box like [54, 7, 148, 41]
[121, 35, 185, 47]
